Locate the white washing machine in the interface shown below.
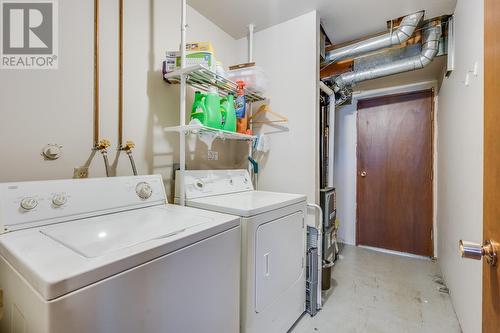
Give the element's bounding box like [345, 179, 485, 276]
[176, 169, 307, 333]
[0, 175, 241, 333]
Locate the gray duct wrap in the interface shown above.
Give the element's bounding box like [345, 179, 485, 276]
[325, 11, 424, 64]
[334, 22, 442, 92]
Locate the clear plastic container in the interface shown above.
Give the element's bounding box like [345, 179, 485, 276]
[227, 66, 268, 94]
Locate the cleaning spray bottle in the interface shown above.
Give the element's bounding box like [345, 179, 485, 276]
[235, 80, 248, 134]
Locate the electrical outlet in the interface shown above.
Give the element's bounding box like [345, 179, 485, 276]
[73, 167, 89, 179]
[208, 150, 219, 161]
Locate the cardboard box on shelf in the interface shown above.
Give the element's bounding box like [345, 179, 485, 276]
[186, 42, 214, 53]
[165, 50, 215, 73]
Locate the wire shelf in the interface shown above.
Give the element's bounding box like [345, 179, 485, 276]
[164, 124, 256, 142]
[164, 65, 266, 103]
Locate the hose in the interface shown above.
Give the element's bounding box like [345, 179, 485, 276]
[127, 150, 138, 176]
[101, 150, 110, 177]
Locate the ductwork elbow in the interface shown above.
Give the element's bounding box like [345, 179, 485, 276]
[418, 24, 441, 67]
[334, 22, 442, 94]
[325, 11, 424, 64]
[391, 11, 424, 44]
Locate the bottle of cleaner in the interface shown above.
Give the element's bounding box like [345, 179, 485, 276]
[235, 80, 247, 134]
[191, 91, 207, 124]
[204, 86, 222, 129]
[220, 93, 236, 132]
[190, 88, 222, 129]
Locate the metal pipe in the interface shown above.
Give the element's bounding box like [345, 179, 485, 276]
[93, 0, 100, 147]
[248, 24, 254, 62]
[118, 0, 124, 147]
[179, 0, 187, 206]
[334, 22, 442, 93]
[319, 81, 334, 96]
[126, 150, 138, 176]
[247, 24, 255, 179]
[325, 11, 424, 64]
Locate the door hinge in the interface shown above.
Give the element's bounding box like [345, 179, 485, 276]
[430, 110, 434, 122]
[430, 228, 434, 241]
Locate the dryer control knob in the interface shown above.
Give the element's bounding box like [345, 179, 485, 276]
[20, 197, 38, 210]
[136, 182, 153, 199]
[52, 193, 68, 207]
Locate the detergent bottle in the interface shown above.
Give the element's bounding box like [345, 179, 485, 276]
[220, 93, 236, 132]
[190, 91, 207, 124]
[235, 80, 248, 134]
[191, 88, 222, 129]
[204, 86, 223, 129]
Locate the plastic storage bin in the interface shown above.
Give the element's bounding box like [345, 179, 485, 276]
[227, 66, 268, 94]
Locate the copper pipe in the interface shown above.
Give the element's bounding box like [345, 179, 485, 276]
[93, 0, 100, 147]
[118, 0, 124, 147]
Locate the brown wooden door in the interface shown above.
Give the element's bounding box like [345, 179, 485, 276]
[357, 90, 434, 256]
[483, 0, 500, 331]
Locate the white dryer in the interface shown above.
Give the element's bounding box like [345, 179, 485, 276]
[0, 175, 241, 333]
[176, 169, 307, 333]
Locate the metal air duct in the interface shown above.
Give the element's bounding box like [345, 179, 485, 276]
[333, 21, 442, 96]
[324, 11, 424, 64]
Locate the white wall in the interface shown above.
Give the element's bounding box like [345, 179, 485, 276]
[234, 11, 320, 214]
[333, 103, 357, 245]
[334, 81, 439, 250]
[0, 0, 242, 201]
[437, 1, 484, 332]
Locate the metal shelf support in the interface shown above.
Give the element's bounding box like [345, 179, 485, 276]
[179, 0, 187, 206]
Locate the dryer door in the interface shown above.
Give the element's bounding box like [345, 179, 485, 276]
[254, 211, 305, 312]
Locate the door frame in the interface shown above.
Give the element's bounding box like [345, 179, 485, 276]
[351, 81, 438, 257]
[483, 0, 500, 329]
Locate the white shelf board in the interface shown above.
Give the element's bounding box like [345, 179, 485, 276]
[164, 124, 256, 142]
[164, 64, 265, 103]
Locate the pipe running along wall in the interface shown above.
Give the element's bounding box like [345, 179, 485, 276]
[333, 21, 442, 94]
[324, 11, 424, 65]
[118, 0, 124, 148]
[117, 0, 138, 175]
[93, 0, 111, 176]
[93, 0, 100, 147]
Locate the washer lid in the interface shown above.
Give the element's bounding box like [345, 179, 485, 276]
[187, 190, 306, 217]
[0, 204, 240, 300]
[40, 206, 205, 258]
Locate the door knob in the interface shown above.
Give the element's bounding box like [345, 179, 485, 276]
[459, 240, 498, 266]
[360, 171, 367, 177]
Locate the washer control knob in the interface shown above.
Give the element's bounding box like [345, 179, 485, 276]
[195, 179, 204, 190]
[136, 182, 153, 199]
[52, 193, 68, 207]
[20, 197, 38, 210]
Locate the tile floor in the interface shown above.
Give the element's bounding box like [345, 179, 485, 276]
[293, 245, 462, 333]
